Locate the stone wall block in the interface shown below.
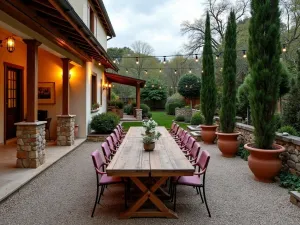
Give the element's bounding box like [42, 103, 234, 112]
[56, 116, 76, 146]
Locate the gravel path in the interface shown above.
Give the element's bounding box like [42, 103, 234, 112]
[1, 142, 300, 225]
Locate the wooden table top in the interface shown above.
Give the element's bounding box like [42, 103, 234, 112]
[106, 127, 194, 177]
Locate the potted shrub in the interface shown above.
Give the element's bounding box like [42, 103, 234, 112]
[216, 11, 240, 157]
[245, 0, 285, 182]
[91, 102, 100, 113]
[143, 132, 161, 151]
[200, 12, 218, 144]
[142, 118, 158, 136]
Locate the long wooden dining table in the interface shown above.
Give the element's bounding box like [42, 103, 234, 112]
[106, 126, 194, 219]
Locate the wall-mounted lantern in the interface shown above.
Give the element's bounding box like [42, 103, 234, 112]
[0, 36, 16, 53]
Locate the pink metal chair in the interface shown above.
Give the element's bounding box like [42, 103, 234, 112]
[170, 122, 179, 135]
[111, 133, 121, 148]
[173, 127, 183, 140]
[114, 128, 124, 142]
[171, 150, 211, 217]
[185, 142, 201, 164]
[176, 130, 187, 144]
[106, 136, 117, 155]
[181, 136, 196, 152]
[117, 125, 126, 137]
[101, 142, 114, 163]
[90, 150, 124, 217]
[178, 133, 191, 150]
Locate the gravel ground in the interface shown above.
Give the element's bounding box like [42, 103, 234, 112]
[1, 142, 300, 225]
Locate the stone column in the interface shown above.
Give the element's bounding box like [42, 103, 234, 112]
[15, 121, 47, 168]
[57, 115, 76, 146]
[136, 109, 143, 121]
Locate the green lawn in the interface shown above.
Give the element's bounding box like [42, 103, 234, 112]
[121, 111, 189, 131]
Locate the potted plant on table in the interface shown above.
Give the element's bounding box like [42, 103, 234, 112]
[216, 11, 240, 157]
[143, 132, 161, 151]
[200, 12, 218, 144]
[244, 0, 285, 182]
[142, 118, 158, 136]
[91, 103, 100, 113]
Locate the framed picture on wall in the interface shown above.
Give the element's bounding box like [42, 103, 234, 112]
[38, 82, 56, 104]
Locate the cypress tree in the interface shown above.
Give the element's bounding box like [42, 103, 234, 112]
[220, 11, 237, 133]
[248, 0, 281, 149]
[201, 12, 216, 125]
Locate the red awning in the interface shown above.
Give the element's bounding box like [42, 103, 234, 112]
[105, 72, 146, 87]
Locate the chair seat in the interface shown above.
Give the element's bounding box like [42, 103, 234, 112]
[173, 175, 202, 187]
[99, 174, 122, 185]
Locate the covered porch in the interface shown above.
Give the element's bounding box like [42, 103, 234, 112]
[104, 72, 146, 121]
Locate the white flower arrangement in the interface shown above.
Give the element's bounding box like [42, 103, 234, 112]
[142, 119, 158, 134]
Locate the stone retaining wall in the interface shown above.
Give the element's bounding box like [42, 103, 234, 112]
[175, 108, 192, 120]
[236, 123, 300, 176]
[57, 115, 75, 146]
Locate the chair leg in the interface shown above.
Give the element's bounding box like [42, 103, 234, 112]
[198, 187, 204, 203]
[202, 186, 211, 217]
[97, 186, 104, 204]
[124, 183, 128, 209]
[91, 184, 100, 217]
[173, 184, 177, 212]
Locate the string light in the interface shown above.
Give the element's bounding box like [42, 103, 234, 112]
[174, 70, 177, 74]
[189, 69, 192, 73]
[152, 84, 154, 88]
[163, 56, 166, 64]
[282, 44, 287, 52]
[185, 85, 188, 88]
[216, 54, 219, 60]
[145, 70, 148, 74]
[126, 68, 128, 73]
[113, 59, 116, 63]
[220, 67, 223, 72]
[98, 62, 101, 66]
[159, 68, 162, 73]
[159, 86, 162, 89]
[242, 50, 247, 58]
[136, 57, 139, 64]
[145, 84, 147, 87]
[195, 54, 198, 62]
[171, 86, 173, 89]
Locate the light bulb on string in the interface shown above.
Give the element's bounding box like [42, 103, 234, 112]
[159, 86, 162, 89]
[282, 44, 287, 52]
[189, 69, 192, 73]
[216, 54, 219, 60]
[171, 86, 173, 89]
[136, 57, 139, 64]
[145, 70, 148, 74]
[113, 59, 116, 63]
[98, 62, 101, 66]
[185, 85, 188, 88]
[242, 50, 247, 58]
[152, 84, 154, 88]
[195, 54, 198, 62]
[126, 68, 128, 73]
[159, 68, 162, 73]
[174, 70, 177, 74]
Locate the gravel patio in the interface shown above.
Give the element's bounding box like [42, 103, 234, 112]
[1, 142, 299, 225]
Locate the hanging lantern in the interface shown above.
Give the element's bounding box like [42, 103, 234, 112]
[6, 37, 15, 53]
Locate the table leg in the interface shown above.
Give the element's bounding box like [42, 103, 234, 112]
[120, 177, 178, 219]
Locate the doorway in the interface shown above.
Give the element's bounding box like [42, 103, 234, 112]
[4, 63, 24, 143]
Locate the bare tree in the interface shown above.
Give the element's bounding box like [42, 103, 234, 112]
[181, 0, 249, 54]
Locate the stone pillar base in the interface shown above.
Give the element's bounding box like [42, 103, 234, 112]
[15, 121, 47, 168]
[57, 115, 76, 146]
[136, 109, 142, 121]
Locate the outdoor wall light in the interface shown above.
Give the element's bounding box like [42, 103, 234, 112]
[0, 36, 15, 53]
[102, 83, 111, 90]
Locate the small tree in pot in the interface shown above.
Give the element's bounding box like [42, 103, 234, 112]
[216, 11, 240, 157]
[200, 12, 217, 144]
[245, 0, 285, 182]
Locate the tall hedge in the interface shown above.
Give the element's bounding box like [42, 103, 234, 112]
[220, 11, 237, 133]
[201, 12, 216, 125]
[248, 0, 281, 149]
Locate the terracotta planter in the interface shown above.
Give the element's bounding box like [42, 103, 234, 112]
[244, 143, 285, 183]
[200, 125, 218, 144]
[144, 142, 155, 151]
[216, 132, 240, 157]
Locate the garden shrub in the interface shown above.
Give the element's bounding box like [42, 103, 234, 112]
[236, 144, 250, 161]
[184, 117, 191, 123]
[177, 74, 201, 104]
[279, 171, 300, 191]
[165, 93, 185, 115]
[90, 112, 120, 134]
[146, 112, 152, 118]
[124, 104, 133, 115]
[277, 126, 299, 136]
[175, 115, 185, 122]
[115, 100, 124, 109]
[194, 104, 200, 110]
[190, 112, 204, 125]
[140, 103, 150, 118]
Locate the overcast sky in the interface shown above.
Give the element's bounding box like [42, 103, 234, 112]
[103, 0, 205, 56]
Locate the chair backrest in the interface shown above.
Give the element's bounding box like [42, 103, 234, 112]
[176, 127, 183, 137]
[196, 150, 210, 172]
[101, 142, 112, 161]
[190, 142, 201, 159]
[114, 128, 121, 141]
[186, 136, 196, 151]
[111, 133, 119, 146]
[180, 130, 188, 142]
[116, 125, 122, 134]
[91, 149, 105, 171]
[174, 124, 180, 133]
[106, 136, 115, 151]
[182, 133, 190, 145]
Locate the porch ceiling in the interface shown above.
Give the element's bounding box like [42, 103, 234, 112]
[105, 72, 146, 88]
[0, 0, 117, 70]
